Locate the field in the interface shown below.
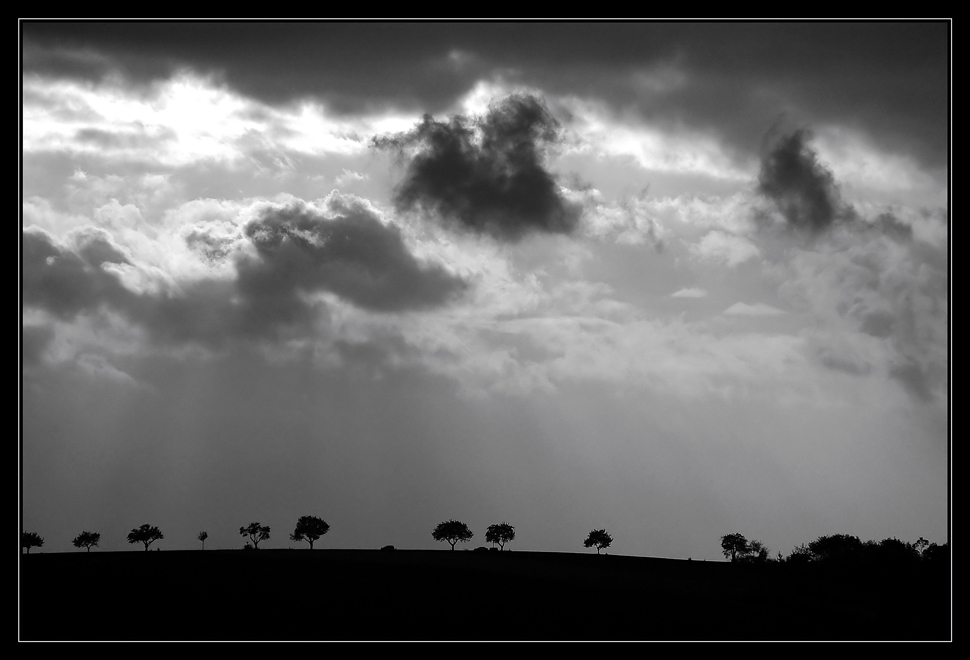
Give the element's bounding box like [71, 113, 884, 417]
[20, 549, 951, 641]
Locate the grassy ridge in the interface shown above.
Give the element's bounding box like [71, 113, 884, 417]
[20, 549, 950, 641]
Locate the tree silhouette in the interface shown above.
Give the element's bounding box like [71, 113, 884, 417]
[584, 529, 613, 554]
[127, 524, 164, 551]
[23, 532, 44, 554]
[72, 531, 101, 552]
[290, 515, 330, 549]
[240, 522, 270, 549]
[743, 539, 770, 563]
[914, 536, 929, 557]
[808, 533, 863, 564]
[198, 531, 208, 550]
[432, 520, 474, 550]
[485, 522, 515, 551]
[720, 533, 750, 562]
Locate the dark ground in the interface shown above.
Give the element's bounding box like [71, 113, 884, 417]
[20, 549, 951, 641]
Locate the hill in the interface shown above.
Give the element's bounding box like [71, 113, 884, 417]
[20, 549, 950, 641]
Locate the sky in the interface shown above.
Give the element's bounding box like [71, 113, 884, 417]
[21, 21, 949, 559]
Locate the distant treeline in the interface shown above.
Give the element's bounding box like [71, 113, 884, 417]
[720, 532, 949, 567]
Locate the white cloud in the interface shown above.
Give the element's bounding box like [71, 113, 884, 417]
[688, 230, 760, 267]
[723, 302, 786, 316]
[671, 287, 708, 298]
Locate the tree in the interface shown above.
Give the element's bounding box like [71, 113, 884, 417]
[720, 533, 750, 562]
[584, 529, 613, 554]
[914, 536, 929, 557]
[785, 543, 814, 565]
[239, 522, 270, 549]
[432, 520, 474, 550]
[198, 531, 208, 550]
[23, 532, 44, 554]
[485, 522, 515, 551]
[127, 524, 164, 551]
[290, 515, 330, 549]
[72, 531, 101, 552]
[742, 539, 770, 563]
[808, 534, 863, 563]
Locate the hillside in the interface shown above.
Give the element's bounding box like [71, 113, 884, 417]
[20, 549, 950, 641]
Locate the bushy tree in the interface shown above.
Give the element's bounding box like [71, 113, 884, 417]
[485, 522, 515, 551]
[742, 539, 770, 563]
[869, 537, 920, 565]
[72, 531, 101, 552]
[432, 520, 474, 550]
[23, 532, 44, 553]
[239, 522, 270, 549]
[914, 536, 929, 557]
[198, 531, 208, 550]
[720, 533, 750, 562]
[922, 542, 949, 564]
[785, 543, 815, 565]
[290, 515, 330, 549]
[584, 529, 613, 554]
[127, 524, 164, 551]
[808, 533, 863, 563]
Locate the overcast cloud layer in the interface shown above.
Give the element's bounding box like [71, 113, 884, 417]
[22, 22, 948, 561]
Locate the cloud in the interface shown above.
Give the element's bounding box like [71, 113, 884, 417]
[22, 324, 56, 366]
[374, 94, 582, 241]
[723, 302, 786, 317]
[757, 128, 853, 234]
[671, 287, 708, 298]
[22, 225, 136, 321]
[778, 225, 947, 403]
[688, 230, 759, 267]
[240, 195, 467, 313]
[22, 193, 468, 351]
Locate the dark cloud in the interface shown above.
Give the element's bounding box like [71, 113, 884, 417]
[873, 213, 914, 243]
[23, 23, 947, 174]
[757, 128, 853, 234]
[22, 196, 465, 349]
[374, 94, 582, 242]
[22, 226, 134, 320]
[241, 198, 467, 312]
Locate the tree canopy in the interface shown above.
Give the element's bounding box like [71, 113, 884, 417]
[72, 531, 101, 552]
[432, 520, 474, 550]
[127, 524, 164, 551]
[720, 533, 750, 562]
[23, 531, 44, 553]
[240, 522, 271, 549]
[485, 522, 515, 551]
[584, 529, 613, 554]
[290, 515, 330, 549]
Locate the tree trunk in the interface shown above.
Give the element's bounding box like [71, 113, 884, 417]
[309, 540, 314, 550]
